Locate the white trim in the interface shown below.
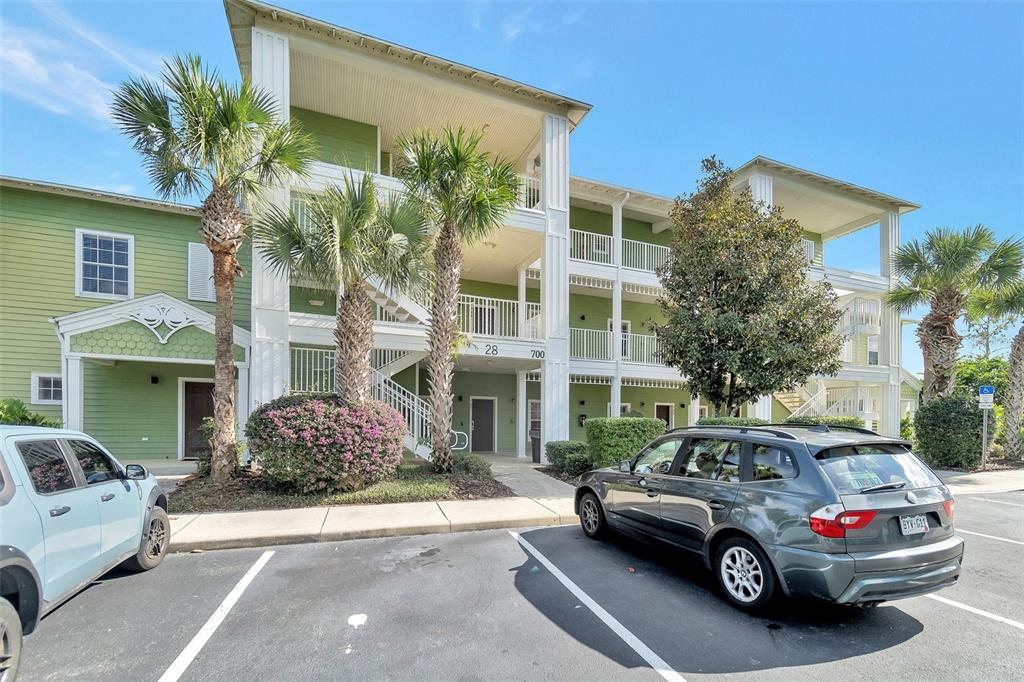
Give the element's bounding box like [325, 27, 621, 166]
[469, 396, 498, 453]
[30, 371, 63, 405]
[74, 228, 134, 301]
[698, 405, 709, 419]
[177, 377, 215, 460]
[654, 402, 675, 429]
[66, 352, 247, 368]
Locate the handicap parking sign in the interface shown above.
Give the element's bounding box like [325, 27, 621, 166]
[979, 385, 995, 408]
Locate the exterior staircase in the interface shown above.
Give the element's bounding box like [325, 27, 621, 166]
[370, 369, 468, 460]
[371, 349, 426, 377]
[774, 390, 807, 414]
[364, 275, 430, 325]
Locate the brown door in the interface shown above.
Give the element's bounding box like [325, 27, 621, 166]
[183, 381, 215, 459]
[471, 398, 495, 453]
[656, 404, 672, 427]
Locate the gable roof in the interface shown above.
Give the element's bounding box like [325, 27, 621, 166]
[0, 176, 198, 216]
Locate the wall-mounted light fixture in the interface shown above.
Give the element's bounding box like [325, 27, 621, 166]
[308, 299, 325, 307]
[150, 376, 159, 384]
[457, 395, 463, 402]
[579, 400, 586, 406]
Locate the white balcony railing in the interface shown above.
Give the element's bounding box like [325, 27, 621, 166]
[570, 229, 613, 265]
[841, 297, 881, 331]
[623, 333, 663, 364]
[517, 174, 541, 211]
[570, 328, 612, 360]
[291, 346, 336, 393]
[792, 386, 880, 419]
[622, 238, 670, 273]
[458, 294, 540, 340]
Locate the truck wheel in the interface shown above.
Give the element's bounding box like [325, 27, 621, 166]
[0, 596, 22, 682]
[123, 506, 170, 572]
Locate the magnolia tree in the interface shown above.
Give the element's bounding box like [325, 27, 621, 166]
[655, 157, 844, 417]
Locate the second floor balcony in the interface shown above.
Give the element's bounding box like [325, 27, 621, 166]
[569, 229, 670, 274]
[569, 328, 665, 365]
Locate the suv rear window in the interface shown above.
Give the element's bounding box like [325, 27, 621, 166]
[816, 443, 941, 495]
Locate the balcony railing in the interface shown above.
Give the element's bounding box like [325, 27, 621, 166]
[623, 333, 664, 364]
[841, 298, 882, 331]
[622, 238, 669, 272]
[570, 328, 612, 360]
[458, 294, 540, 340]
[291, 346, 336, 393]
[570, 229, 613, 265]
[517, 174, 541, 211]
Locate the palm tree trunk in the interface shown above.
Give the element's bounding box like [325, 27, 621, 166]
[427, 221, 461, 472]
[1005, 323, 1024, 460]
[335, 281, 374, 403]
[201, 185, 245, 484]
[919, 293, 963, 401]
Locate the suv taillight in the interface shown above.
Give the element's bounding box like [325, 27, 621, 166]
[943, 498, 955, 523]
[809, 504, 878, 538]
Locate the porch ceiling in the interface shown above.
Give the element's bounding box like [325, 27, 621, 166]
[454, 355, 541, 374]
[462, 228, 543, 285]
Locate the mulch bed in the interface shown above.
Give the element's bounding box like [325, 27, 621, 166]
[167, 465, 514, 514]
[537, 467, 583, 486]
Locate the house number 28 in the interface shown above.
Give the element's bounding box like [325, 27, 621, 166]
[485, 344, 499, 356]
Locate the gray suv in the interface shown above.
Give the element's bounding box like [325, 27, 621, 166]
[574, 424, 963, 611]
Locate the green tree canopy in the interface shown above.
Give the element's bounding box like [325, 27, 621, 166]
[953, 356, 1008, 401]
[655, 157, 844, 417]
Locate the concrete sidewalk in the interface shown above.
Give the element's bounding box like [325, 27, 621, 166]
[169, 495, 578, 552]
[937, 467, 1023, 495]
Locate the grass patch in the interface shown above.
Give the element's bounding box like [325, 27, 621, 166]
[168, 461, 513, 514]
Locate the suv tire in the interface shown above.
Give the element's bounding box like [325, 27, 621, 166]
[579, 492, 607, 539]
[123, 506, 170, 572]
[0, 596, 22, 682]
[714, 537, 777, 611]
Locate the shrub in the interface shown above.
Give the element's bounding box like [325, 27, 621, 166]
[245, 394, 406, 493]
[546, 440, 588, 470]
[914, 395, 993, 469]
[562, 450, 594, 477]
[0, 398, 61, 428]
[900, 415, 915, 443]
[697, 416, 768, 426]
[784, 415, 866, 429]
[585, 417, 666, 469]
[452, 452, 492, 479]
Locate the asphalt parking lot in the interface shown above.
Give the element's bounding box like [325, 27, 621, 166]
[18, 490, 1024, 681]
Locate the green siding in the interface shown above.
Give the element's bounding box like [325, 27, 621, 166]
[802, 230, 824, 267]
[83, 360, 213, 461]
[292, 107, 378, 172]
[567, 384, 692, 441]
[570, 205, 668, 246]
[290, 286, 336, 315]
[0, 186, 250, 420]
[772, 397, 792, 422]
[70, 322, 245, 362]
[569, 292, 663, 333]
[901, 382, 920, 401]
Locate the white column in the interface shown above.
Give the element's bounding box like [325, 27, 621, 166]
[517, 267, 527, 337]
[64, 355, 84, 431]
[750, 395, 773, 422]
[611, 195, 626, 413]
[236, 365, 250, 437]
[688, 393, 701, 426]
[249, 28, 292, 407]
[540, 114, 571, 452]
[516, 370, 527, 457]
[879, 209, 902, 436]
[748, 173, 774, 420]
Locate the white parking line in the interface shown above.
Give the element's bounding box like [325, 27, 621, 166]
[158, 551, 275, 682]
[925, 594, 1024, 631]
[509, 531, 685, 682]
[957, 529, 1024, 546]
[962, 497, 1024, 508]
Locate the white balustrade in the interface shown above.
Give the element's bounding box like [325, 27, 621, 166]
[623, 333, 663, 364]
[570, 328, 613, 360]
[570, 229, 613, 265]
[517, 173, 541, 210]
[791, 386, 881, 419]
[458, 294, 531, 339]
[291, 346, 336, 393]
[622, 238, 670, 273]
[523, 302, 542, 339]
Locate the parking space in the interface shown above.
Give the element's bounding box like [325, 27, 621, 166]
[18, 492, 1024, 681]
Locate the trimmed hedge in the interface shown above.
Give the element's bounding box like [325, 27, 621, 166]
[545, 440, 588, 471]
[784, 415, 865, 429]
[452, 452, 492, 479]
[585, 417, 666, 469]
[914, 394, 992, 469]
[697, 416, 769, 426]
[562, 451, 594, 477]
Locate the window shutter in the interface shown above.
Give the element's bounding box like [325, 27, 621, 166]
[187, 242, 215, 302]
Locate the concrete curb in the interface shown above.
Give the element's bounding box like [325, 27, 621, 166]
[168, 495, 579, 553]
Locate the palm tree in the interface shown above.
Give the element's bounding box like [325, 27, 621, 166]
[111, 54, 315, 482]
[253, 174, 430, 402]
[968, 283, 1024, 459]
[396, 128, 520, 471]
[886, 226, 1022, 402]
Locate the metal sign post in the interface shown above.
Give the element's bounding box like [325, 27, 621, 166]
[979, 385, 995, 465]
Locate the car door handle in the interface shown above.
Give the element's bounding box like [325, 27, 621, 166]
[49, 505, 71, 517]
[707, 499, 726, 510]
[101, 493, 115, 502]
[645, 489, 659, 498]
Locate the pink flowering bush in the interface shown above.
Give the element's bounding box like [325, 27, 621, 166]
[245, 394, 406, 493]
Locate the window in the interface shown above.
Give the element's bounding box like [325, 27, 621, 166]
[634, 438, 683, 475]
[31, 372, 62, 405]
[68, 440, 119, 485]
[816, 443, 941, 495]
[698, 405, 709, 419]
[867, 335, 880, 366]
[76, 229, 133, 299]
[187, 242, 215, 302]
[801, 238, 816, 263]
[528, 400, 542, 434]
[679, 438, 740, 482]
[607, 403, 632, 417]
[17, 440, 77, 494]
[751, 444, 797, 481]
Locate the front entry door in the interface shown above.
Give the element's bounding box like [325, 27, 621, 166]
[471, 398, 496, 453]
[183, 381, 215, 459]
[655, 404, 672, 427]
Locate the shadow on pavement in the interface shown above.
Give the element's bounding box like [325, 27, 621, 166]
[513, 525, 925, 676]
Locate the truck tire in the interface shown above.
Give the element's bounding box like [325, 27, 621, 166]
[0, 596, 22, 682]
[123, 506, 170, 572]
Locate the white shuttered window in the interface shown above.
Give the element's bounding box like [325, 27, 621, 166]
[187, 242, 215, 302]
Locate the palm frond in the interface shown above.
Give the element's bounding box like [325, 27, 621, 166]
[886, 284, 930, 313]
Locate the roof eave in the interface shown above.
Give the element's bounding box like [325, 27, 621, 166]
[0, 176, 199, 216]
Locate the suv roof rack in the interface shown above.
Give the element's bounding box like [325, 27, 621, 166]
[667, 425, 799, 441]
[763, 423, 881, 436]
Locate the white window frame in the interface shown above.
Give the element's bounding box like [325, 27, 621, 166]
[801, 238, 816, 263]
[698, 405, 709, 419]
[607, 402, 632, 417]
[31, 372, 63, 405]
[75, 228, 134, 300]
[654, 402, 675, 428]
[187, 241, 216, 302]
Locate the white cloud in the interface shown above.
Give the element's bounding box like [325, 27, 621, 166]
[501, 5, 537, 44]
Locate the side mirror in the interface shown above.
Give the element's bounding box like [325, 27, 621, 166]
[125, 464, 148, 480]
[619, 460, 632, 473]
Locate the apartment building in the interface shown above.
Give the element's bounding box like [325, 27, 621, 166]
[0, 0, 919, 462]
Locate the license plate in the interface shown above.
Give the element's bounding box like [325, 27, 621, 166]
[900, 514, 929, 535]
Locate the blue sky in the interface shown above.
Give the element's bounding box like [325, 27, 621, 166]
[1, 1, 1022, 372]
